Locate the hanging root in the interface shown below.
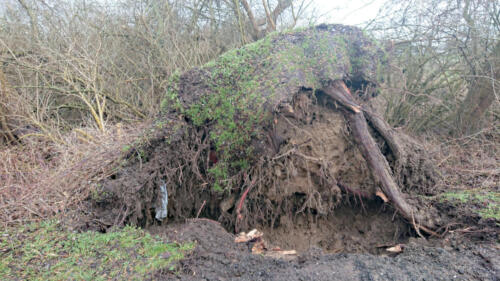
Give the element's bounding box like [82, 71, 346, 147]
[236, 174, 257, 231]
[337, 181, 372, 213]
[322, 80, 436, 231]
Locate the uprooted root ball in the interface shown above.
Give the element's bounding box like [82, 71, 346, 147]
[75, 24, 441, 247]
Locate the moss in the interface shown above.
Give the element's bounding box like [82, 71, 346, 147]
[163, 25, 384, 191]
[440, 190, 500, 221]
[0, 220, 194, 280]
[160, 70, 182, 113]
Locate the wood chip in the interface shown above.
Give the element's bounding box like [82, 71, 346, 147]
[276, 250, 297, 255]
[386, 244, 403, 253]
[376, 190, 389, 203]
[235, 229, 263, 243]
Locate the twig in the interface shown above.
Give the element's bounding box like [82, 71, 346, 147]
[196, 200, 206, 219]
[411, 210, 425, 239]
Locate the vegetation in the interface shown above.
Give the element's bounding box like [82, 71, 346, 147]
[0, 220, 194, 280]
[370, 0, 499, 135]
[440, 190, 500, 221]
[0, 0, 313, 144]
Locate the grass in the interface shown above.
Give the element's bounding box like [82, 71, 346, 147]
[0, 220, 194, 280]
[440, 190, 500, 220]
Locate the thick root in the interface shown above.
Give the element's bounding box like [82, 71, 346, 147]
[322, 80, 435, 230]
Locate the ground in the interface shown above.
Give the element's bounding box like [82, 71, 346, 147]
[157, 219, 500, 281]
[2, 199, 498, 280]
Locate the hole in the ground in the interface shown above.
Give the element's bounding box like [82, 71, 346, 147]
[147, 89, 414, 254]
[256, 200, 412, 255]
[158, 198, 413, 255]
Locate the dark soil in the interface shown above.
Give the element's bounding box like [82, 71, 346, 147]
[153, 219, 499, 281]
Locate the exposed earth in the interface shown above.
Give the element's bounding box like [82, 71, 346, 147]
[152, 219, 499, 281]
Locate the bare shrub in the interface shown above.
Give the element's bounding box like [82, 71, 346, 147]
[369, 0, 499, 135]
[0, 0, 311, 142]
[0, 0, 313, 226]
[0, 124, 145, 227]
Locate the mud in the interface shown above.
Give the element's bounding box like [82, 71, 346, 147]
[260, 201, 411, 254]
[154, 219, 499, 281]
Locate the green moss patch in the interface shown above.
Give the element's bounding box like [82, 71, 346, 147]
[161, 25, 385, 191]
[440, 190, 500, 220]
[0, 220, 194, 280]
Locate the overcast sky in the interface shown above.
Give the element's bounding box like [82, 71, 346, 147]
[0, 0, 387, 27]
[311, 0, 385, 26]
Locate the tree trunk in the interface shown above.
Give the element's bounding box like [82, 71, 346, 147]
[0, 68, 18, 145]
[457, 42, 500, 135]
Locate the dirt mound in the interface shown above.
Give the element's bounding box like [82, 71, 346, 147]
[155, 220, 499, 281]
[75, 24, 446, 254]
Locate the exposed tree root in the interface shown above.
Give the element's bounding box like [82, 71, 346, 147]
[322, 80, 435, 231]
[78, 26, 443, 240]
[362, 109, 406, 163]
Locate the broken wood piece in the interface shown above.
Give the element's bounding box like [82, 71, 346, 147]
[386, 244, 404, 253]
[235, 229, 263, 243]
[322, 81, 362, 113]
[264, 250, 298, 259]
[235, 229, 297, 258]
[275, 250, 297, 255]
[252, 240, 266, 254]
[376, 189, 389, 203]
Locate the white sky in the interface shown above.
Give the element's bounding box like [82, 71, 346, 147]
[311, 0, 386, 26]
[0, 0, 387, 27]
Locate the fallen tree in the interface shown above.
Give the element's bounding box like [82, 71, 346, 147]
[83, 24, 441, 235]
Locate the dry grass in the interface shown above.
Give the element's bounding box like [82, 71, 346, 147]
[429, 127, 499, 191]
[0, 123, 147, 227]
[423, 127, 500, 223]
